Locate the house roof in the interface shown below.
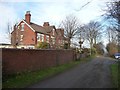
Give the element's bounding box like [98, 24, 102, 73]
[12, 19, 56, 35]
[30, 22, 54, 35]
[30, 23, 47, 34]
[43, 26, 54, 33]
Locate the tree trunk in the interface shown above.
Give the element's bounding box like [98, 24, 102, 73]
[68, 39, 71, 49]
[94, 37, 97, 45]
[90, 39, 93, 56]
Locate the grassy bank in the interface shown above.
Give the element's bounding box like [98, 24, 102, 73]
[111, 63, 118, 88]
[3, 55, 94, 88]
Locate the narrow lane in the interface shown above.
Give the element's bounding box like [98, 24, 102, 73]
[28, 56, 116, 88]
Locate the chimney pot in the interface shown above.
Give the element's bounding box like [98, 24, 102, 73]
[43, 22, 49, 26]
[26, 11, 30, 14]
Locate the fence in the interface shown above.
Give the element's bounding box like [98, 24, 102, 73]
[2, 48, 76, 75]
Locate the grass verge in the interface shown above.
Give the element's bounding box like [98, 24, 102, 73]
[3, 55, 94, 88]
[110, 63, 118, 88]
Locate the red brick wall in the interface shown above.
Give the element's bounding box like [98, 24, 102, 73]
[11, 30, 16, 46]
[11, 21, 36, 46]
[23, 23, 36, 45]
[2, 49, 75, 75]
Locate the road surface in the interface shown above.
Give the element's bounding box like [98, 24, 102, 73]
[28, 56, 116, 88]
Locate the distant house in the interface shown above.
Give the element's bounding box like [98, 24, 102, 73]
[11, 11, 66, 49]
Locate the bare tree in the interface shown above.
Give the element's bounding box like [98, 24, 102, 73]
[106, 26, 118, 44]
[60, 15, 79, 48]
[92, 22, 102, 45]
[105, 0, 120, 51]
[6, 21, 12, 43]
[93, 42, 107, 55]
[77, 25, 86, 40]
[80, 21, 102, 55]
[106, 0, 120, 27]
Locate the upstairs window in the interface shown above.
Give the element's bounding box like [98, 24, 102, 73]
[37, 33, 41, 41]
[21, 23, 24, 31]
[51, 36, 55, 44]
[20, 35, 23, 41]
[46, 35, 49, 43]
[53, 28, 55, 36]
[18, 26, 20, 29]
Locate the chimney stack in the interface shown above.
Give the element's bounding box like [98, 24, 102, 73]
[25, 11, 31, 24]
[43, 22, 49, 26]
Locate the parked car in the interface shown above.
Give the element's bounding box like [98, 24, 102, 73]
[114, 53, 120, 59]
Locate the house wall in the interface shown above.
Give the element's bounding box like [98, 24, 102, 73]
[11, 30, 16, 46]
[55, 29, 64, 48]
[23, 23, 36, 45]
[11, 22, 65, 49]
[11, 21, 36, 47]
[2, 48, 76, 75]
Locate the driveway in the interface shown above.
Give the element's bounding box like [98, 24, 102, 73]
[28, 56, 116, 88]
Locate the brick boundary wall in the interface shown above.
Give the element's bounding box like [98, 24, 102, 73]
[2, 48, 76, 75]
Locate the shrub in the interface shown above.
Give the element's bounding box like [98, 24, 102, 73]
[36, 42, 50, 49]
[91, 47, 97, 55]
[64, 43, 69, 49]
[106, 42, 118, 57]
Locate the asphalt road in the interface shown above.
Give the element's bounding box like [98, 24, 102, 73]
[28, 56, 116, 88]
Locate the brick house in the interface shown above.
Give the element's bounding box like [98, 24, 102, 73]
[11, 11, 65, 49]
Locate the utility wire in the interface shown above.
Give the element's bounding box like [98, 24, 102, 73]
[74, 0, 93, 12]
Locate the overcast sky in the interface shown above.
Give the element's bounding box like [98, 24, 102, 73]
[0, 0, 110, 46]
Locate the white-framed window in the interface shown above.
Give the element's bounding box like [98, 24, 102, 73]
[18, 26, 20, 29]
[26, 45, 34, 49]
[37, 33, 41, 41]
[62, 40, 64, 44]
[20, 35, 23, 41]
[51, 36, 55, 44]
[41, 34, 44, 42]
[21, 23, 24, 31]
[53, 28, 55, 36]
[37, 33, 44, 42]
[46, 35, 49, 43]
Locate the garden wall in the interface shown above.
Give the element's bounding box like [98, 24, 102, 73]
[2, 48, 76, 75]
